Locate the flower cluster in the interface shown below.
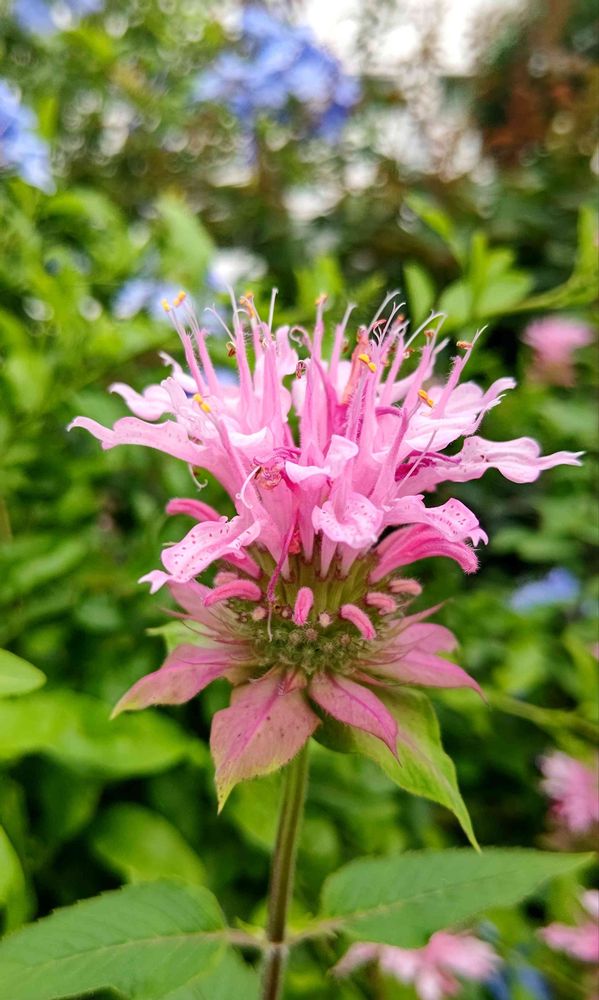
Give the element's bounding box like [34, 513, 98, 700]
[333, 930, 499, 1000]
[71, 291, 580, 804]
[539, 751, 599, 836]
[193, 6, 360, 141]
[522, 316, 594, 387]
[12, 0, 103, 36]
[539, 890, 599, 964]
[0, 80, 53, 191]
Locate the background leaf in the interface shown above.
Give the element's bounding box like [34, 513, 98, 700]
[90, 803, 206, 885]
[0, 650, 46, 698]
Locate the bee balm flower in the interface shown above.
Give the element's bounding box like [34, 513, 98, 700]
[539, 751, 599, 835]
[70, 291, 581, 804]
[333, 930, 500, 999]
[539, 890, 599, 964]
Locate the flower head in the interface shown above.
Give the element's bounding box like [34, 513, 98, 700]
[193, 7, 360, 141]
[0, 80, 53, 191]
[522, 316, 594, 387]
[70, 290, 581, 804]
[539, 751, 599, 835]
[539, 890, 599, 964]
[333, 930, 500, 1000]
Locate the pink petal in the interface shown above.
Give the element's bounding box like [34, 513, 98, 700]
[453, 436, 582, 484]
[139, 569, 172, 594]
[166, 498, 221, 521]
[313, 493, 383, 550]
[333, 943, 380, 977]
[365, 592, 397, 614]
[372, 648, 482, 696]
[111, 645, 233, 716]
[203, 580, 263, 606]
[210, 670, 320, 808]
[309, 673, 398, 755]
[386, 496, 487, 545]
[68, 415, 206, 465]
[540, 922, 599, 962]
[370, 524, 479, 582]
[340, 603, 377, 639]
[161, 515, 261, 582]
[293, 587, 314, 625]
[109, 382, 172, 420]
[426, 931, 499, 979]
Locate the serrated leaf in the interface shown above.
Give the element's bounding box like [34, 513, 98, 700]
[0, 650, 46, 698]
[316, 689, 477, 847]
[90, 804, 206, 885]
[162, 949, 260, 1000]
[319, 849, 591, 947]
[0, 690, 206, 776]
[0, 882, 226, 1000]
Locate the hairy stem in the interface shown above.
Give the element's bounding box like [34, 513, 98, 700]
[261, 743, 310, 1000]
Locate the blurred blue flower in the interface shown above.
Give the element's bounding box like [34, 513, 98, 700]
[0, 80, 53, 191]
[113, 279, 180, 323]
[13, 0, 103, 35]
[488, 964, 553, 1000]
[193, 6, 360, 141]
[510, 568, 580, 612]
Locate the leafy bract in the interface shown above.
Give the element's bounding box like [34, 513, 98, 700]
[0, 650, 45, 698]
[0, 881, 225, 1000]
[317, 688, 477, 847]
[90, 803, 206, 885]
[0, 690, 207, 776]
[319, 848, 591, 947]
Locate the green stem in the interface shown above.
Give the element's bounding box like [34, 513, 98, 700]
[261, 743, 310, 1000]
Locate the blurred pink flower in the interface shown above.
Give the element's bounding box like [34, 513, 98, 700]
[333, 930, 500, 999]
[522, 316, 594, 386]
[539, 751, 599, 835]
[70, 291, 580, 803]
[539, 890, 599, 964]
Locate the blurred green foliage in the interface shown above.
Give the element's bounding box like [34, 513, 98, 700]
[0, 1, 597, 998]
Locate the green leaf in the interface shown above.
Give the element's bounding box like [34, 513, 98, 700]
[90, 804, 206, 886]
[163, 949, 260, 1000]
[0, 650, 46, 698]
[158, 194, 214, 288]
[404, 194, 467, 265]
[147, 620, 208, 655]
[317, 689, 477, 848]
[319, 849, 591, 947]
[0, 690, 207, 776]
[0, 822, 31, 931]
[403, 263, 436, 326]
[0, 882, 226, 1000]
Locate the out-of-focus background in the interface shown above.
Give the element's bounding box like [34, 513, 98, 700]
[0, 1, 597, 997]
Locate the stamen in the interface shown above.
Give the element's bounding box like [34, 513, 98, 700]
[192, 392, 212, 413]
[173, 290, 187, 307]
[418, 388, 435, 408]
[457, 340, 473, 350]
[358, 352, 377, 373]
[161, 298, 171, 312]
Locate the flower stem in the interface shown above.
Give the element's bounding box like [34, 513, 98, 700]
[261, 743, 310, 1000]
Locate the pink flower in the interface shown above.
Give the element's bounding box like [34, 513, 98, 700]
[522, 316, 594, 387]
[539, 890, 599, 964]
[70, 291, 580, 804]
[539, 751, 599, 835]
[333, 930, 500, 1000]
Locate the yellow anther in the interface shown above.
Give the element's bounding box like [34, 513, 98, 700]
[161, 298, 171, 312]
[315, 292, 328, 305]
[226, 342, 237, 358]
[173, 290, 187, 307]
[240, 293, 255, 317]
[424, 329, 434, 340]
[418, 388, 435, 408]
[456, 340, 473, 350]
[193, 393, 212, 413]
[358, 352, 377, 373]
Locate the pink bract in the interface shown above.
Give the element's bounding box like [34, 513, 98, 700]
[333, 929, 500, 1000]
[70, 291, 581, 804]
